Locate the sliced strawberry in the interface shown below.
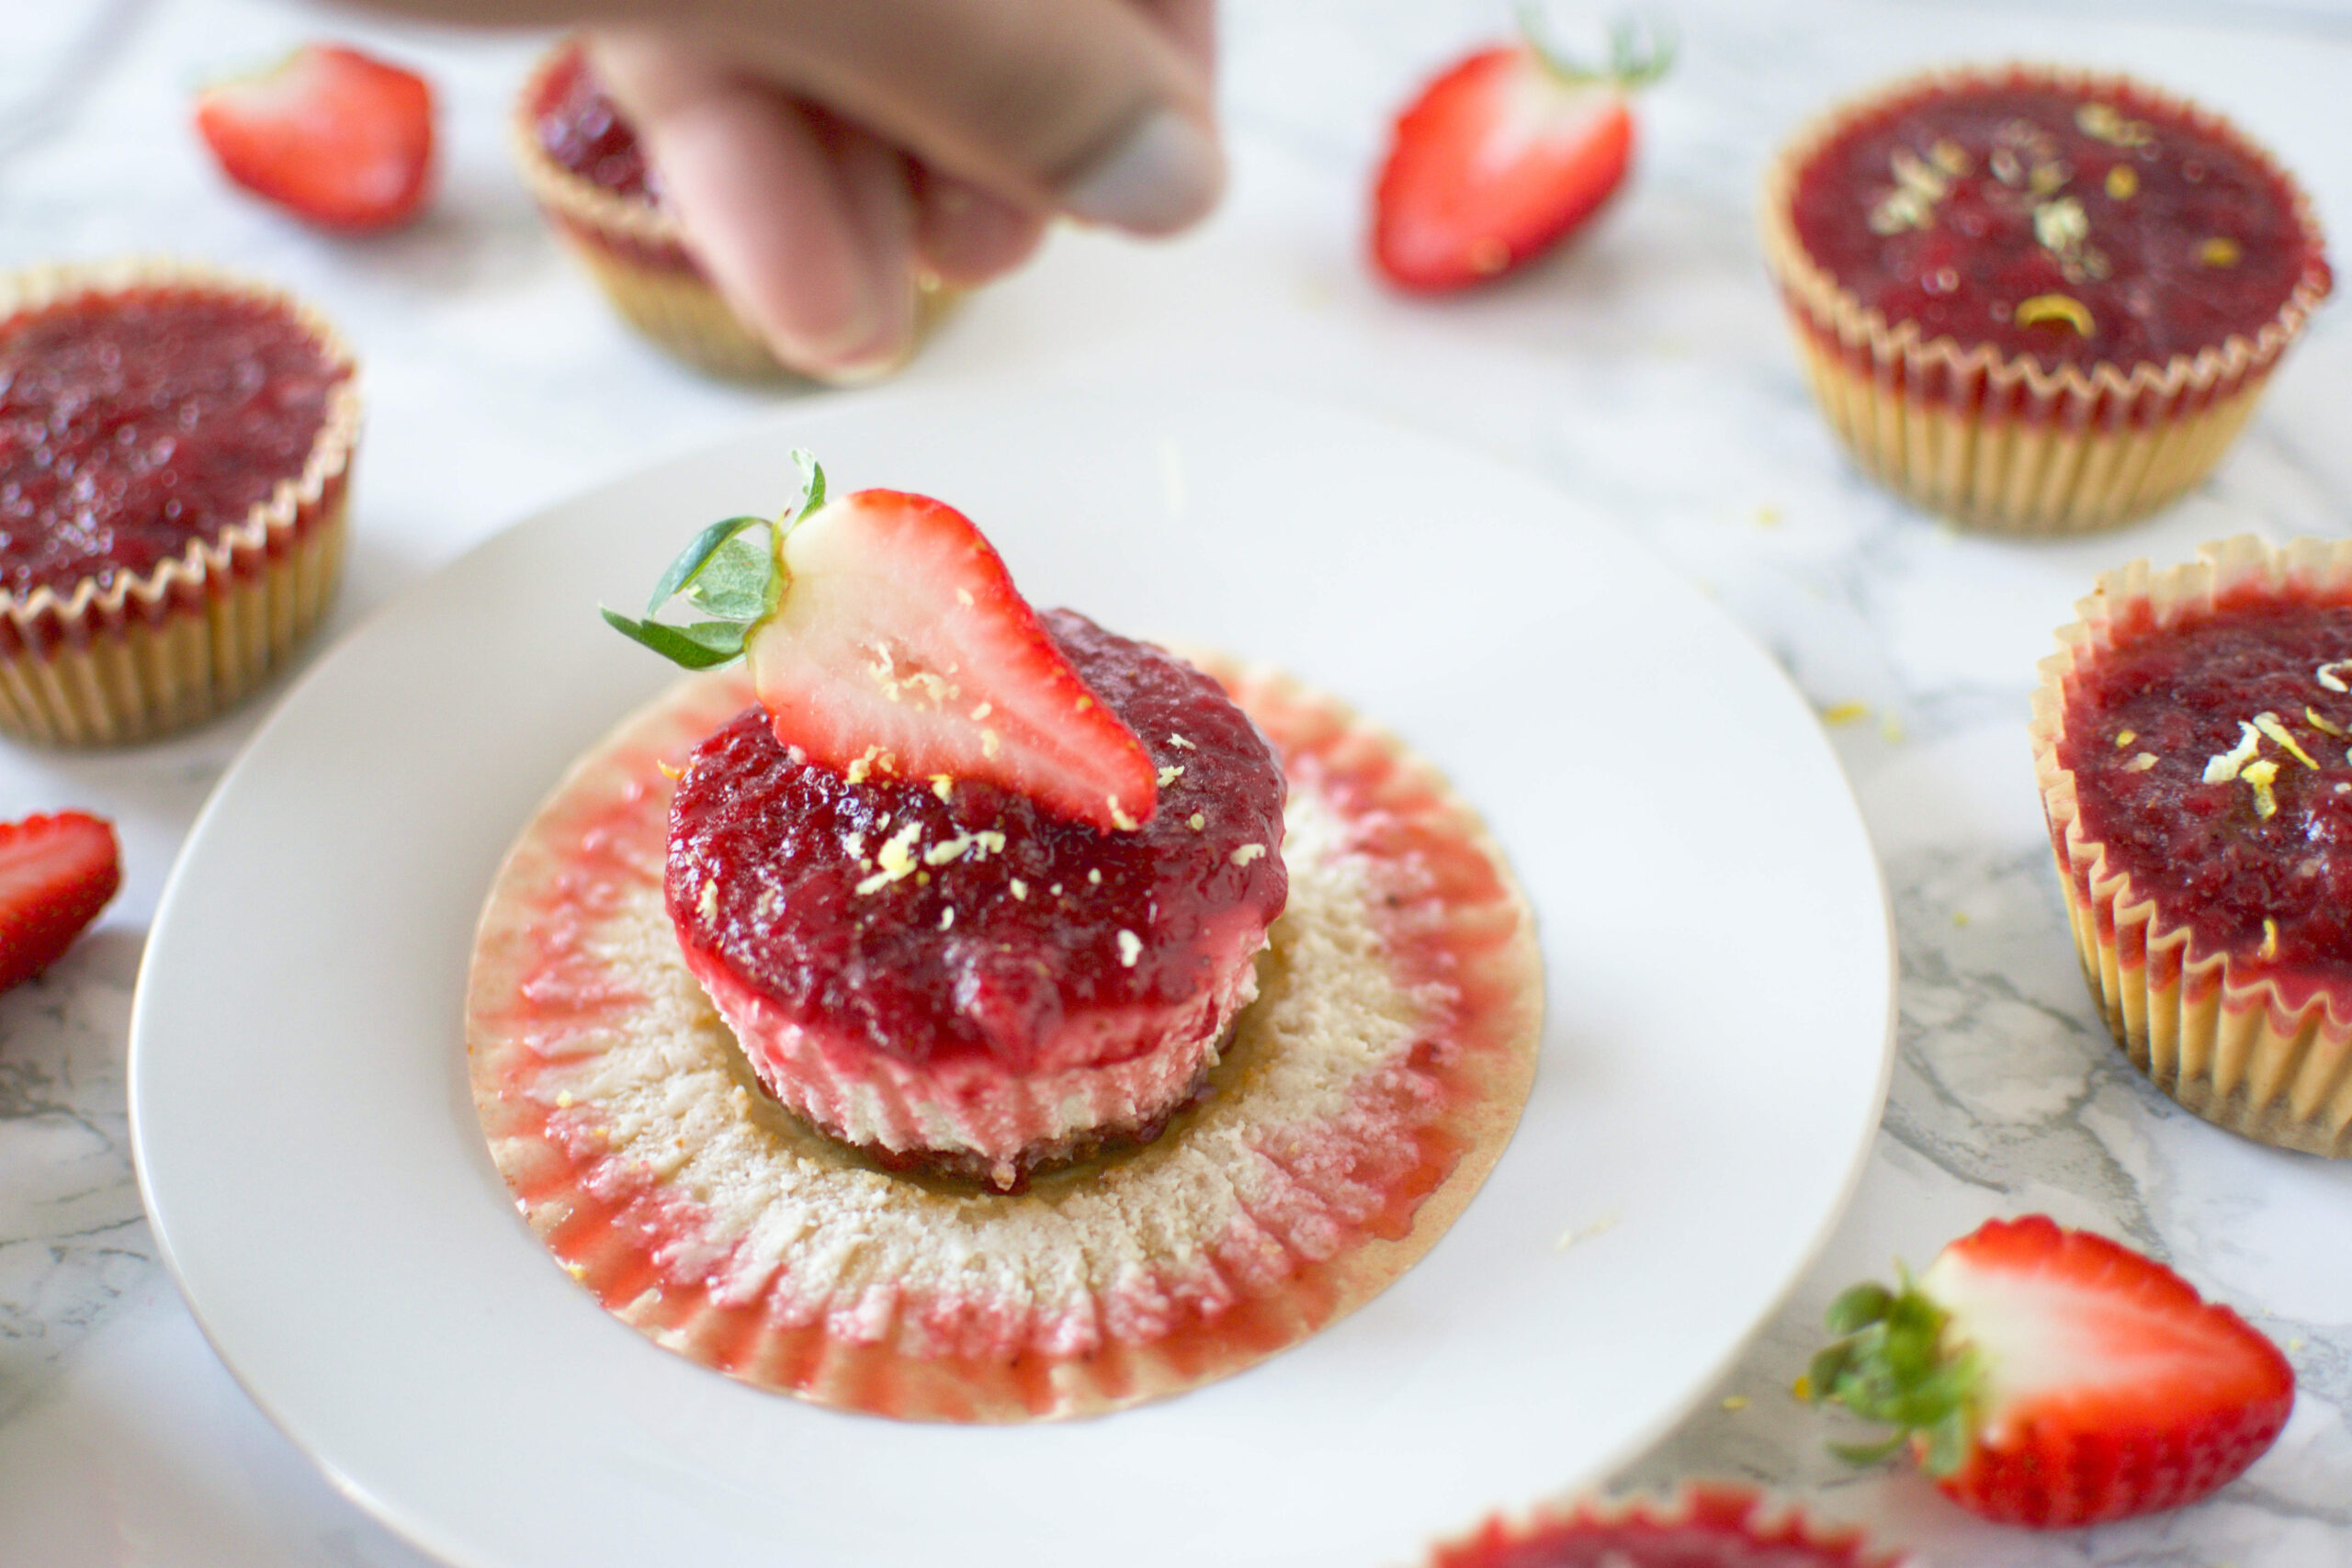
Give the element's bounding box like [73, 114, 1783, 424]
[1372, 19, 1669, 292]
[1809, 1214, 2295, 1529]
[195, 43, 435, 231]
[0, 811, 121, 992]
[604, 455, 1158, 832]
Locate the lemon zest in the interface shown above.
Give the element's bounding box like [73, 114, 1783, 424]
[2016, 293, 2094, 335]
[2202, 721, 2264, 784]
[2243, 758, 2281, 819]
[2254, 712, 2319, 770]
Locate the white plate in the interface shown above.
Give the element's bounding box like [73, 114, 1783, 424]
[132, 384, 1892, 1568]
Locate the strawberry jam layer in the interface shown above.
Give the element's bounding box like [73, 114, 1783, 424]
[0, 289, 345, 597]
[1791, 80, 2324, 369]
[2059, 594, 2352, 985]
[668, 610, 1288, 1076]
[531, 44, 658, 202]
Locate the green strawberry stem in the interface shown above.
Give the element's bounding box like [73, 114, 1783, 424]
[1804, 1264, 1982, 1478]
[602, 449, 824, 670]
[1517, 6, 1675, 89]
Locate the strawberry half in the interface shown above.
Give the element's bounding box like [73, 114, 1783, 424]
[1372, 17, 1670, 292]
[195, 43, 436, 231]
[0, 811, 121, 993]
[605, 454, 1158, 832]
[1808, 1214, 2294, 1529]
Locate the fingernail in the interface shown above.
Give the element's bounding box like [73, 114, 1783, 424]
[811, 344, 908, 387]
[1061, 108, 1223, 236]
[792, 300, 919, 386]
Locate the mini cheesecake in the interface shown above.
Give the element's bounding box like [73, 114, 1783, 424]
[1764, 65, 2329, 532]
[0, 260, 356, 744]
[514, 39, 949, 380]
[469, 658, 1543, 1420]
[668, 610, 1288, 1190]
[2035, 536, 2352, 1156]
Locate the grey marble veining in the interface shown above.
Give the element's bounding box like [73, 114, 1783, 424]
[1, 0, 2348, 1562]
[0, 935, 148, 1427]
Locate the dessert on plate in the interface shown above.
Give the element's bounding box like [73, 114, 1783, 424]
[467, 457, 1544, 1419]
[0, 259, 358, 745]
[2033, 535, 2352, 1156]
[513, 39, 948, 380]
[1426, 1485, 1917, 1568]
[1762, 64, 2330, 533]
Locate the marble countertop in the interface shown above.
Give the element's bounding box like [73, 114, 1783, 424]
[3, 0, 2348, 1562]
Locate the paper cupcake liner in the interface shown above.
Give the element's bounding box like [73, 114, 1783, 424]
[1427, 1484, 1919, 1568]
[0, 259, 357, 746]
[1761, 64, 2330, 535]
[2032, 535, 2352, 1156]
[687, 943, 1255, 1182]
[511, 41, 954, 382]
[468, 658, 1543, 1421]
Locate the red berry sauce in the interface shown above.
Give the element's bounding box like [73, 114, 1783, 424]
[0, 288, 346, 599]
[1791, 79, 2325, 369]
[2060, 592, 2352, 985]
[531, 45, 659, 203]
[668, 610, 1288, 1071]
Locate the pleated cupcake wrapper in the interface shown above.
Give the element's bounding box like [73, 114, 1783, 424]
[2032, 535, 2352, 1156]
[1429, 1484, 1920, 1568]
[1761, 63, 2330, 535]
[0, 259, 357, 746]
[688, 946, 1256, 1173]
[511, 41, 955, 382]
[468, 660, 1543, 1421]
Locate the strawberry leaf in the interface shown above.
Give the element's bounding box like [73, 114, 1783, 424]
[607, 448, 827, 671]
[1605, 14, 1675, 85]
[601, 608, 749, 670]
[793, 447, 827, 516]
[1810, 1266, 1980, 1476]
[1806, 1342, 1856, 1397]
[1829, 1432, 1911, 1467]
[1825, 1282, 1894, 1335]
[1921, 1408, 1972, 1478]
[681, 536, 778, 622]
[1518, 6, 1676, 88]
[646, 514, 770, 614]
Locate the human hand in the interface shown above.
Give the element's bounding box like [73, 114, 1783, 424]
[582, 0, 1220, 381]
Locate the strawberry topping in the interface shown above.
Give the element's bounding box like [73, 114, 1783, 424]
[1810, 1213, 2294, 1529]
[605, 456, 1158, 831]
[753, 489, 1156, 830]
[0, 811, 120, 992]
[195, 43, 436, 231]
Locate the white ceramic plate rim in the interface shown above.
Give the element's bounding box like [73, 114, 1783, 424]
[132, 381, 1893, 1568]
